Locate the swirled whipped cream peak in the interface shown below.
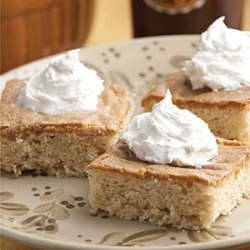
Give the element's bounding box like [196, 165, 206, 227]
[16, 49, 104, 115]
[122, 90, 218, 167]
[184, 16, 250, 91]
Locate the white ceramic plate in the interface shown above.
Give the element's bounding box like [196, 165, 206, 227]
[1, 35, 250, 250]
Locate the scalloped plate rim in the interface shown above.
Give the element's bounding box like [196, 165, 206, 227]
[2, 226, 250, 250]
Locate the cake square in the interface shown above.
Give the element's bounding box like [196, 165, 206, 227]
[0, 79, 131, 177]
[86, 141, 250, 230]
[141, 72, 250, 145]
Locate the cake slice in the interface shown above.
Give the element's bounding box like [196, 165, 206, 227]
[0, 79, 131, 177]
[86, 141, 250, 230]
[141, 72, 250, 145]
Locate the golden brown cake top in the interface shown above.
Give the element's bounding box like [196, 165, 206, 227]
[216, 137, 248, 146]
[141, 72, 250, 109]
[0, 79, 131, 136]
[87, 141, 250, 186]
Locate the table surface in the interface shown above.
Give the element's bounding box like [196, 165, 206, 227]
[1, 0, 250, 249]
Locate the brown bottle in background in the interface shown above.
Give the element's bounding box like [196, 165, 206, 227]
[131, 0, 243, 37]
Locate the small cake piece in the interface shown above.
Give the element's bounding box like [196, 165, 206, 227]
[1, 50, 132, 177]
[141, 72, 250, 144]
[0, 79, 131, 177]
[86, 141, 250, 230]
[87, 92, 250, 230]
[142, 17, 250, 145]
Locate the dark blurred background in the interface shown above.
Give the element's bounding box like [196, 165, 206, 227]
[0, 0, 249, 73]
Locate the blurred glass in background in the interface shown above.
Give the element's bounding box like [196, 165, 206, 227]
[1, 0, 94, 73]
[131, 0, 243, 37]
[1, 0, 249, 74]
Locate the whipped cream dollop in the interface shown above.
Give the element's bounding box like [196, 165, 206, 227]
[16, 49, 104, 114]
[184, 17, 250, 90]
[122, 91, 218, 167]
